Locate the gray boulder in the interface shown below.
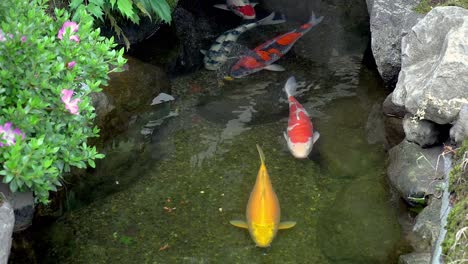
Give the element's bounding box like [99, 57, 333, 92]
[450, 104, 468, 144]
[383, 93, 406, 118]
[412, 198, 442, 252]
[403, 114, 440, 147]
[0, 193, 14, 264]
[387, 140, 445, 202]
[398, 252, 431, 264]
[384, 116, 405, 149]
[368, 0, 423, 87]
[0, 183, 34, 232]
[393, 7, 468, 125]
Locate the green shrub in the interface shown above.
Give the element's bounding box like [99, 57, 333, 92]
[69, 0, 174, 49]
[0, 0, 126, 204]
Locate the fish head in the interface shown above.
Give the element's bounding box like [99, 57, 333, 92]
[227, 0, 256, 19]
[249, 222, 277, 247]
[285, 136, 313, 159]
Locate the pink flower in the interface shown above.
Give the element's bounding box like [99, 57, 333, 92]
[57, 21, 80, 43]
[67, 61, 76, 69]
[0, 122, 25, 147]
[0, 30, 6, 42]
[21, 36, 26, 42]
[61, 89, 80, 115]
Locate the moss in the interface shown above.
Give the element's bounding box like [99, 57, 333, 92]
[414, 0, 468, 13]
[442, 139, 468, 262]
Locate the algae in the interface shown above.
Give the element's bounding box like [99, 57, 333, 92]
[442, 139, 468, 262]
[414, 0, 468, 13]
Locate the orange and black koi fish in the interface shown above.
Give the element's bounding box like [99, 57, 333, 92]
[228, 11, 323, 79]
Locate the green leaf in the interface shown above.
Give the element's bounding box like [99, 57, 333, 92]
[87, 3, 104, 20]
[10, 180, 18, 192]
[150, 0, 172, 23]
[136, 2, 152, 20]
[116, 0, 135, 19]
[70, 0, 84, 10]
[88, 159, 96, 168]
[110, 0, 117, 8]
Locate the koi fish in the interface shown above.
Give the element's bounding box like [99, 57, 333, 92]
[230, 144, 296, 247]
[283, 76, 319, 159]
[214, 0, 257, 20]
[201, 13, 285, 71]
[228, 11, 323, 79]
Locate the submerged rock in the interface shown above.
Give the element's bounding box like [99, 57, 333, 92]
[392, 7, 468, 125]
[367, 0, 423, 87]
[387, 141, 444, 203]
[317, 179, 401, 263]
[449, 104, 468, 144]
[398, 252, 431, 264]
[384, 116, 405, 149]
[0, 193, 14, 264]
[403, 115, 440, 148]
[412, 198, 442, 252]
[383, 93, 406, 118]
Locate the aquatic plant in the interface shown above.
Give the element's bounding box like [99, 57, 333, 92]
[414, 0, 468, 13]
[69, 0, 175, 49]
[442, 139, 468, 262]
[0, 0, 126, 204]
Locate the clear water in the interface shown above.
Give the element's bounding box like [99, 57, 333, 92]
[21, 51, 409, 263]
[8, 2, 413, 261]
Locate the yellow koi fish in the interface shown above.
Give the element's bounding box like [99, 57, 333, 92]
[230, 144, 296, 247]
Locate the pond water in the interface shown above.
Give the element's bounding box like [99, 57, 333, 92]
[12, 3, 411, 263]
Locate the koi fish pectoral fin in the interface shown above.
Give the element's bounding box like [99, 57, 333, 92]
[213, 4, 229, 10]
[312, 131, 320, 144]
[264, 64, 285, 71]
[283, 131, 289, 141]
[230, 220, 249, 229]
[278, 221, 296, 229]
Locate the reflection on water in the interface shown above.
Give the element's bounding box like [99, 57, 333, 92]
[25, 51, 410, 263]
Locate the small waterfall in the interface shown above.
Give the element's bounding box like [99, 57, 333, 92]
[431, 155, 453, 264]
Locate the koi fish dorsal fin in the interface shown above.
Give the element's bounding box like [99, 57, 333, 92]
[285, 76, 297, 97]
[279, 221, 296, 229]
[230, 220, 249, 229]
[256, 144, 266, 166]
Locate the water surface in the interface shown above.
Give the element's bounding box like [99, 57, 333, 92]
[26, 49, 409, 263]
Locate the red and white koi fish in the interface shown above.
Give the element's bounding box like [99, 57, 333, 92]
[228, 11, 323, 79]
[283, 76, 319, 159]
[214, 0, 257, 20]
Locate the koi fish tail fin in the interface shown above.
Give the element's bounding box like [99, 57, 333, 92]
[285, 76, 297, 97]
[309, 11, 324, 26]
[256, 144, 266, 165]
[257, 12, 286, 26]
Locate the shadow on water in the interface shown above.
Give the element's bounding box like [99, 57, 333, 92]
[11, 0, 413, 263]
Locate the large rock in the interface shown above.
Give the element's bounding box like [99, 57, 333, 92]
[403, 114, 440, 147]
[393, 7, 468, 125]
[0, 183, 34, 232]
[383, 93, 406, 118]
[367, 0, 423, 87]
[398, 252, 431, 264]
[412, 198, 442, 252]
[450, 104, 468, 144]
[387, 140, 445, 203]
[0, 194, 14, 264]
[384, 116, 405, 149]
